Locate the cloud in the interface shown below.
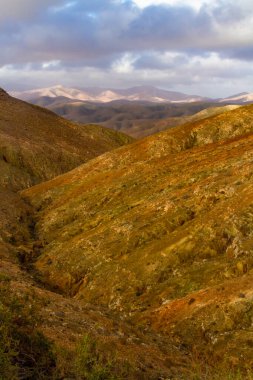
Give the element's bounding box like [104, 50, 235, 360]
[0, 0, 253, 95]
[0, 0, 63, 21]
[1, 0, 252, 66]
[134, 0, 208, 10]
[125, 4, 212, 43]
[2, 52, 253, 97]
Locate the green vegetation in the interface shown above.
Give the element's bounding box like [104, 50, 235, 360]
[0, 280, 56, 380]
[187, 349, 253, 380]
[74, 335, 131, 380]
[0, 277, 135, 380]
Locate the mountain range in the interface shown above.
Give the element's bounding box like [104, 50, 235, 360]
[12, 85, 253, 104]
[12, 85, 210, 104]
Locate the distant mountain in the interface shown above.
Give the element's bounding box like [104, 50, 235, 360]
[12, 85, 94, 102]
[12, 85, 253, 105]
[219, 92, 253, 103]
[12, 85, 210, 104]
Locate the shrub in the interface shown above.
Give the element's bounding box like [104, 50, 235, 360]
[0, 280, 57, 379]
[74, 334, 134, 380]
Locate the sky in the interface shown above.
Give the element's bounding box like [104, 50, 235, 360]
[0, 0, 253, 97]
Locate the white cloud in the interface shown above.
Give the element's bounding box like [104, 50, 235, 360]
[112, 53, 137, 73]
[42, 60, 61, 69]
[1, 0, 253, 96]
[133, 0, 210, 10]
[2, 51, 253, 98]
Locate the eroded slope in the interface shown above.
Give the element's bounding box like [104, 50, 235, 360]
[20, 105, 253, 372]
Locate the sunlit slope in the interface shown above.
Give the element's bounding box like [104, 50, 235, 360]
[22, 104, 253, 300]
[121, 104, 241, 138]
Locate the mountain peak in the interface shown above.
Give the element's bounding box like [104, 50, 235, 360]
[52, 84, 64, 89]
[0, 87, 9, 97]
[220, 91, 253, 103]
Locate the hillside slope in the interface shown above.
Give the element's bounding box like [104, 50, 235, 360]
[1, 89, 171, 379]
[22, 104, 253, 371]
[125, 104, 241, 138]
[0, 88, 133, 190]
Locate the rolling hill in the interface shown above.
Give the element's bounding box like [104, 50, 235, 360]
[23, 98, 235, 138]
[120, 104, 242, 138]
[15, 86, 246, 138]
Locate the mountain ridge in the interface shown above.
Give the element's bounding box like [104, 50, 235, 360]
[219, 92, 253, 103]
[12, 84, 210, 104]
[12, 84, 253, 104]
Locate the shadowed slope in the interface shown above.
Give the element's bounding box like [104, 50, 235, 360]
[0, 89, 133, 191]
[29, 98, 224, 138]
[31, 95, 242, 139]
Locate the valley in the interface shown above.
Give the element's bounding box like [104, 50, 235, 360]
[2, 0, 253, 378]
[1, 89, 253, 379]
[13, 85, 248, 139]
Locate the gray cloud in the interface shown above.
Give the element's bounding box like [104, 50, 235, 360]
[0, 0, 253, 95]
[0, 0, 253, 66]
[125, 5, 212, 44]
[0, 0, 63, 21]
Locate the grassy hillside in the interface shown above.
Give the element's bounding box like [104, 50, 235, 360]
[21, 104, 253, 374]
